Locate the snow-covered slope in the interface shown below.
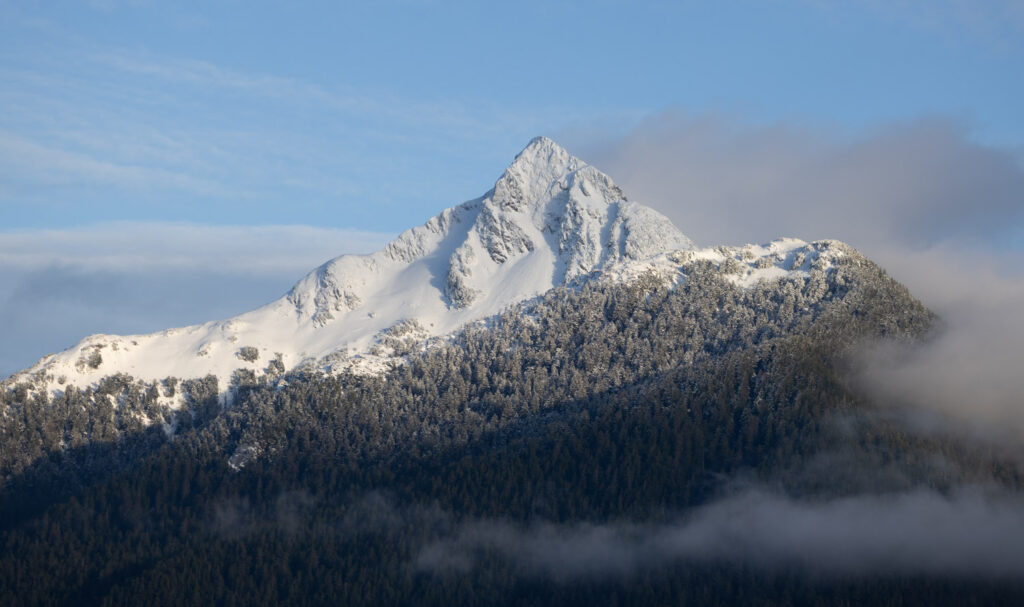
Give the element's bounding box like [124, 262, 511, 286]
[4, 137, 845, 401]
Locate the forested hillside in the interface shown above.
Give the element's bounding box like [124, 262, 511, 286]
[3, 246, 1023, 605]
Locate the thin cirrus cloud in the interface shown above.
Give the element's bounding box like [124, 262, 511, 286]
[0, 130, 234, 196]
[89, 51, 493, 131]
[0, 45, 601, 229]
[0, 54, 371, 196]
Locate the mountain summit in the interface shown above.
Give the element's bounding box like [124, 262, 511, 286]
[5, 138, 839, 400]
[288, 136, 694, 321]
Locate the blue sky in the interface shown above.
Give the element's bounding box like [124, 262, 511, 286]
[2, 1, 1024, 376]
[2, 0, 1022, 231]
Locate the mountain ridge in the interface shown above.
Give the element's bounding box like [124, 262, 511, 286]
[5, 137, 845, 403]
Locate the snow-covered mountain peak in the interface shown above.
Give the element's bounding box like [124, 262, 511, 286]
[491, 136, 619, 215]
[471, 137, 693, 278]
[5, 137, 848, 404]
[492, 136, 581, 211]
[293, 137, 695, 317]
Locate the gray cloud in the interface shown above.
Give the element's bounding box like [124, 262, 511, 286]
[577, 114, 1024, 250]
[851, 245, 1024, 442]
[0, 223, 392, 378]
[573, 113, 1024, 442]
[416, 488, 1024, 580]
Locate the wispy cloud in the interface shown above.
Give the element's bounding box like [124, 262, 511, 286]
[83, 48, 621, 164]
[199, 487, 1024, 581]
[90, 51, 495, 133]
[416, 487, 1024, 580]
[0, 42, 608, 227]
[851, 245, 1024, 443]
[0, 130, 233, 196]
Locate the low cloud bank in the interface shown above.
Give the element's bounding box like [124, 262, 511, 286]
[578, 114, 1024, 250]
[852, 245, 1024, 442]
[416, 488, 1024, 580]
[576, 113, 1024, 443]
[0, 222, 391, 273]
[0, 223, 391, 378]
[208, 488, 1024, 581]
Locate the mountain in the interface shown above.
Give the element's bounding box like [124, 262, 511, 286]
[8, 138, 1024, 606]
[5, 137, 837, 402]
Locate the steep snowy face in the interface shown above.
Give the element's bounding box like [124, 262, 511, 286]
[451, 137, 694, 307]
[291, 136, 695, 320]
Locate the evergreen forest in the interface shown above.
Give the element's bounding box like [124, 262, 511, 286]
[2, 254, 1023, 606]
